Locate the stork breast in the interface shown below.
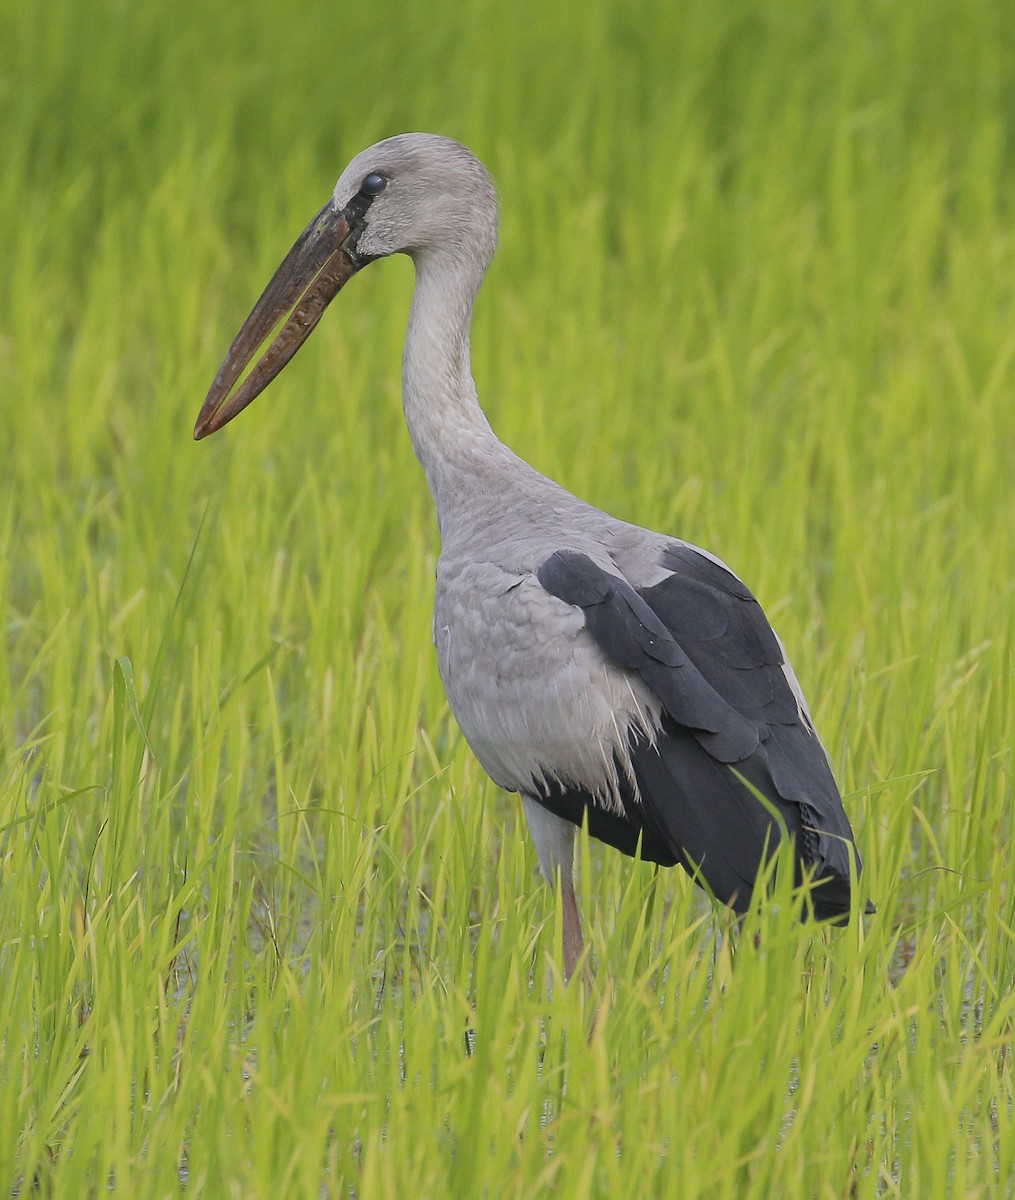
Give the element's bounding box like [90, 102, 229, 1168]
[434, 562, 661, 806]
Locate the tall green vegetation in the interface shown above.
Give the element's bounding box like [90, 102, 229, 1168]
[1, 0, 1013, 1193]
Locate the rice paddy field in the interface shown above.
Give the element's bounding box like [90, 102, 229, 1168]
[2, 0, 1014, 1194]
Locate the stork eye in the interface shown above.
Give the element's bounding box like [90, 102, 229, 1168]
[360, 173, 387, 196]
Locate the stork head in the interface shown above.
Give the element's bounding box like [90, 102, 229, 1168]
[194, 133, 498, 439]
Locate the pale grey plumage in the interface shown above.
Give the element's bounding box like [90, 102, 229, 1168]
[197, 133, 870, 978]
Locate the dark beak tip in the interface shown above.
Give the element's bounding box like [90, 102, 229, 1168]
[192, 408, 215, 440]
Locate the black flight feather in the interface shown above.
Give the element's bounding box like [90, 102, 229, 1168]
[535, 545, 866, 921]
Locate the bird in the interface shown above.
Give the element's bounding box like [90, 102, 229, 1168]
[195, 133, 870, 980]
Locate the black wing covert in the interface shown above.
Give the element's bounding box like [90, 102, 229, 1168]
[536, 544, 864, 921]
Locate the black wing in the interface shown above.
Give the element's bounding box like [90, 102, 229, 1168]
[536, 544, 864, 921]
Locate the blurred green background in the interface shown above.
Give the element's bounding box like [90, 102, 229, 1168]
[2, 0, 1014, 1195]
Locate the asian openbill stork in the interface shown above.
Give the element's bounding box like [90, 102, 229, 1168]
[195, 134, 870, 979]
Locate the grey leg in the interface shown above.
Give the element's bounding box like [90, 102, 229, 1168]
[522, 796, 584, 981]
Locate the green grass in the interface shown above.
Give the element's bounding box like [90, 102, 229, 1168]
[2, 0, 1014, 1194]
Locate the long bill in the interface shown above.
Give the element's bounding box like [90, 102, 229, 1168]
[194, 202, 362, 439]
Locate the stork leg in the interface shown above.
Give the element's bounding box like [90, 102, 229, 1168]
[560, 876, 585, 981]
[522, 796, 585, 981]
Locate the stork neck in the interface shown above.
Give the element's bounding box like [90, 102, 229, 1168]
[402, 248, 512, 530]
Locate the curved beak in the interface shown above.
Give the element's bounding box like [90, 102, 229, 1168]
[194, 202, 363, 439]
